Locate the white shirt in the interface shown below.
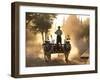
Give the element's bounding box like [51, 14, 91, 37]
[55, 30, 62, 36]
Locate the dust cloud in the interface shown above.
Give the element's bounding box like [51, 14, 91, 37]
[63, 15, 89, 62]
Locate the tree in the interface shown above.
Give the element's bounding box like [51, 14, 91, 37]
[26, 13, 56, 42]
[82, 18, 89, 40]
[26, 13, 35, 27]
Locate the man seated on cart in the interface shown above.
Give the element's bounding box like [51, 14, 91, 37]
[55, 26, 62, 44]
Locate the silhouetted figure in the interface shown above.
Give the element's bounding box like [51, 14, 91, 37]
[55, 26, 62, 44]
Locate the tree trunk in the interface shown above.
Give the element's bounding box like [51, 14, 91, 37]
[44, 30, 48, 41]
[41, 32, 44, 43]
[45, 32, 47, 41]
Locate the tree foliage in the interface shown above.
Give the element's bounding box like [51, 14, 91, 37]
[26, 13, 56, 43]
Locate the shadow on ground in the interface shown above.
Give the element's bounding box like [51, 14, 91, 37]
[26, 54, 87, 67]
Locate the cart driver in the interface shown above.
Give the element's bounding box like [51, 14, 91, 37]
[55, 26, 62, 44]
